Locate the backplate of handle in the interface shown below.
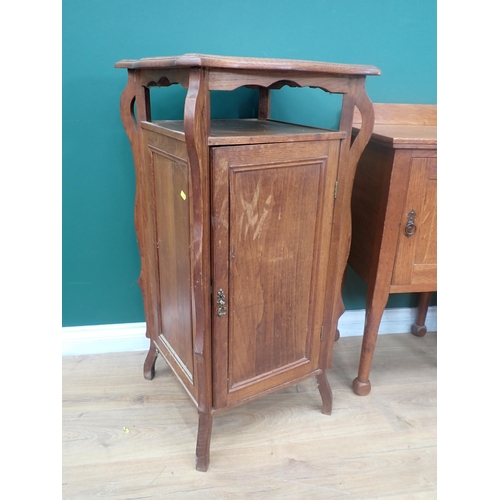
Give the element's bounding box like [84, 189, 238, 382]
[216, 288, 227, 317]
[405, 209, 417, 237]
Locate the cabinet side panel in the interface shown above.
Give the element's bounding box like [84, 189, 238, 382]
[228, 159, 321, 387]
[147, 136, 195, 387]
[348, 143, 395, 283]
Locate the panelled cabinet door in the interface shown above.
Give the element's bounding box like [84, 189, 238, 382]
[144, 131, 198, 402]
[211, 140, 340, 409]
[392, 155, 437, 288]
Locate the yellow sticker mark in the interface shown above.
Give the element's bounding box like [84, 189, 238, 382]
[180, 190, 187, 201]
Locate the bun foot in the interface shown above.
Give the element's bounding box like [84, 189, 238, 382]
[411, 292, 431, 337]
[353, 377, 371, 396]
[411, 322, 427, 337]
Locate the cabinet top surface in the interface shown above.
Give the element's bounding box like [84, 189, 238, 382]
[114, 53, 381, 76]
[142, 119, 346, 146]
[367, 124, 437, 147]
[353, 104, 437, 148]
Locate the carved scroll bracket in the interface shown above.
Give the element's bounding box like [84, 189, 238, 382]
[349, 78, 375, 169]
[119, 72, 139, 142]
[118, 71, 159, 344]
[139, 68, 190, 89]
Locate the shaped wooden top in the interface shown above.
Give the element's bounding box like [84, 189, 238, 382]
[115, 53, 381, 76]
[353, 103, 437, 148]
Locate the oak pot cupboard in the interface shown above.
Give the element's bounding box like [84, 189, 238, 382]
[115, 54, 380, 470]
[348, 103, 437, 396]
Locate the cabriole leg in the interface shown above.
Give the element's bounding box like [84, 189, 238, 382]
[317, 371, 333, 415]
[143, 341, 158, 381]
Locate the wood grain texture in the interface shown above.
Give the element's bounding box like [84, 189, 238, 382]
[62, 332, 437, 499]
[353, 104, 436, 149]
[142, 119, 345, 146]
[353, 103, 436, 126]
[208, 70, 353, 93]
[142, 132, 198, 400]
[152, 147, 193, 376]
[348, 142, 395, 284]
[392, 157, 437, 286]
[211, 140, 338, 408]
[229, 160, 319, 384]
[115, 53, 381, 76]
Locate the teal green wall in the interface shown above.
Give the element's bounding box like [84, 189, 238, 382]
[62, 0, 437, 327]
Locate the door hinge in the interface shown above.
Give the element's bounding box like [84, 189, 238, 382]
[320, 326, 324, 340]
[334, 181, 338, 200]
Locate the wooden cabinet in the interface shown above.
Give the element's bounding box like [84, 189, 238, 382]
[347, 103, 437, 396]
[115, 54, 380, 470]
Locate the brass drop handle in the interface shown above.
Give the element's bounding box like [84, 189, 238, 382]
[216, 289, 227, 317]
[404, 209, 417, 237]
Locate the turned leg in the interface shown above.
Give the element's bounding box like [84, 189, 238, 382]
[411, 292, 432, 337]
[195, 411, 213, 472]
[143, 341, 158, 381]
[316, 371, 333, 415]
[353, 284, 389, 396]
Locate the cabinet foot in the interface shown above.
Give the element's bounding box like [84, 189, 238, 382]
[195, 412, 213, 472]
[411, 292, 431, 337]
[143, 343, 158, 381]
[317, 372, 333, 415]
[334, 329, 340, 342]
[353, 377, 371, 396]
[411, 322, 428, 337]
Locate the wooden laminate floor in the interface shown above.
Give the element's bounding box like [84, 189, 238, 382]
[62, 332, 437, 499]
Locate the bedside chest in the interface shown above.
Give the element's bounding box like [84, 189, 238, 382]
[347, 103, 437, 396]
[115, 54, 380, 469]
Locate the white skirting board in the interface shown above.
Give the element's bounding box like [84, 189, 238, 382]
[61, 306, 436, 356]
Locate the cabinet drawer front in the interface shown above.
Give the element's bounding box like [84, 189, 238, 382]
[392, 156, 437, 287]
[212, 140, 340, 408]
